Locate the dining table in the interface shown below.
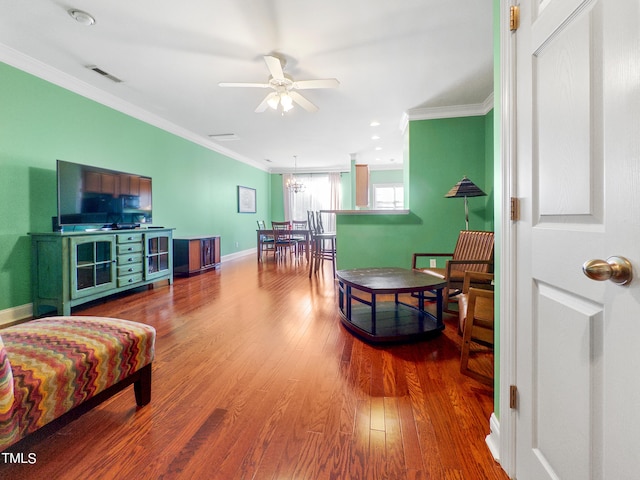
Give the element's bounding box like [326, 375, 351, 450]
[256, 229, 312, 262]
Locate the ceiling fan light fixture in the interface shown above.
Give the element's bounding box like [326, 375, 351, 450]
[280, 92, 293, 111]
[266, 93, 279, 110]
[220, 55, 337, 114]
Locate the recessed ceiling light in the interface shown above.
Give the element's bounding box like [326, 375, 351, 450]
[68, 9, 96, 26]
[375, 146, 382, 151]
[371, 135, 380, 140]
[370, 121, 380, 127]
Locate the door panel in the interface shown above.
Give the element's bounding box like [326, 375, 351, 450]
[515, 0, 640, 478]
[533, 283, 603, 480]
[535, 9, 598, 217]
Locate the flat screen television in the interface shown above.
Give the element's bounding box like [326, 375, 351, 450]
[56, 160, 152, 230]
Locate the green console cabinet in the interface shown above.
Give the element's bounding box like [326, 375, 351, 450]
[30, 229, 174, 317]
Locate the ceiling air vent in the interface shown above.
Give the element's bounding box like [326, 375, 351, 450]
[208, 133, 239, 141]
[86, 65, 123, 83]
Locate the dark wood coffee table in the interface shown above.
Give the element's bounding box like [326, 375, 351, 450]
[336, 267, 447, 343]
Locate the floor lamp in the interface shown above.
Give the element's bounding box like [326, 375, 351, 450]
[445, 176, 486, 230]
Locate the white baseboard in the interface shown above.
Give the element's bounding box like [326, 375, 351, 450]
[485, 412, 501, 461]
[0, 303, 33, 327]
[220, 248, 255, 263]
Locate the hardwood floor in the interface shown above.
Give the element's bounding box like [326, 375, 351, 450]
[1, 255, 507, 480]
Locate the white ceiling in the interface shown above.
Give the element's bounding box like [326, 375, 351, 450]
[0, 0, 494, 172]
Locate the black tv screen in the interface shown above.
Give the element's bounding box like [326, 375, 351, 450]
[57, 160, 152, 229]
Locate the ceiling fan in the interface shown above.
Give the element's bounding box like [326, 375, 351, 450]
[219, 55, 339, 113]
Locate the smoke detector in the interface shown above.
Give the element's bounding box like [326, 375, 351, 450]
[68, 9, 96, 26]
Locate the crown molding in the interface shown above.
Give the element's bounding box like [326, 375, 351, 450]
[0, 44, 269, 172]
[270, 162, 404, 175]
[270, 164, 350, 174]
[399, 93, 495, 133]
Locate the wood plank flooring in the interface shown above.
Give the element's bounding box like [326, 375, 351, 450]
[0, 255, 507, 480]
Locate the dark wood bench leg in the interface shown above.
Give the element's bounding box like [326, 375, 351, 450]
[134, 364, 152, 406]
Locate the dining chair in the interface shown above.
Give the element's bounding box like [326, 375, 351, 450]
[308, 211, 336, 277]
[291, 220, 308, 258]
[271, 221, 297, 261]
[257, 220, 275, 259]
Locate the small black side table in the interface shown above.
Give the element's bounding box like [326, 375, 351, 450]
[336, 267, 447, 343]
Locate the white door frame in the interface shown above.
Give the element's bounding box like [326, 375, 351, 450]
[495, 1, 517, 477]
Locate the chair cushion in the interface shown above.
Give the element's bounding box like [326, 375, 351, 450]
[458, 292, 494, 333]
[0, 316, 155, 450]
[458, 293, 469, 332]
[418, 267, 467, 283]
[417, 267, 446, 279]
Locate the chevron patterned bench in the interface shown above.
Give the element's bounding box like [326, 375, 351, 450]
[0, 316, 155, 451]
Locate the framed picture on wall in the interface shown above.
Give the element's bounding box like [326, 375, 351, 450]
[237, 185, 256, 213]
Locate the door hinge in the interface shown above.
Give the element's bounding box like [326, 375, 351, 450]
[510, 5, 520, 31]
[510, 385, 518, 409]
[510, 197, 520, 221]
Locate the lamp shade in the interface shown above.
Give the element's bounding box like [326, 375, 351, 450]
[445, 176, 486, 230]
[445, 176, 486, 198]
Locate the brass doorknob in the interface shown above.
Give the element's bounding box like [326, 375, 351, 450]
[582, 256, 633, 285]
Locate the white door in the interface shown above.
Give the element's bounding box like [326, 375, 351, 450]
[514, 0, 640, 479]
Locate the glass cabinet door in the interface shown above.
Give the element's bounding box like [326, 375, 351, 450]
[145, 232, 172, 280]
[70, 235, 117, 299]
[201, 238, 215, 268]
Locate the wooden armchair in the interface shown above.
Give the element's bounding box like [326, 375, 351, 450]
[458, 271, 495, 385]
[412, 230, 494, 313]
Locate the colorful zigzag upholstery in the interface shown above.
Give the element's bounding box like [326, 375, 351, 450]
[0, 316, 155, 450]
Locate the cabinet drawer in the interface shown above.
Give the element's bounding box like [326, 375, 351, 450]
[117, 233, 143, 244]
[118, 273, 143, 288]
[117, 243, 143, 255]
[118, 253, 143, 265]
[117, 263, 143, 277]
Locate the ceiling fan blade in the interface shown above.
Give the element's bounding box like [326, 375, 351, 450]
[292, 78, 340, 90]
[263, 55, 285, 80]
[289, 91, 318, 112]
[219, 82, 270, 88]
[255, 92, 278, 112]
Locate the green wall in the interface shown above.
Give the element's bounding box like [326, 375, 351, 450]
[0, 62, 271, 311]
[336, 114, 493, 270]
[270, 174, 285, 221]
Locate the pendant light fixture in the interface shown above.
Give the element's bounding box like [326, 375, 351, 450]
[286, 156, 306, 193]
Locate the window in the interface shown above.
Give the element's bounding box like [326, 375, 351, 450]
[290, 174, 331, 220]
[373, 183, 404, 210]
[284, 173, 341, 231]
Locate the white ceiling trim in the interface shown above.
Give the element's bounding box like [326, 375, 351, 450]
[0, 43, 268, 173]
[271, 162, 404, 175]
[399, 93, 495, 133]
